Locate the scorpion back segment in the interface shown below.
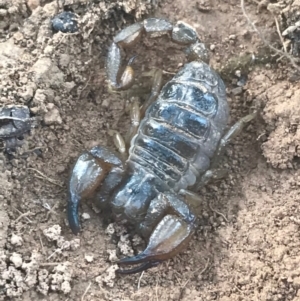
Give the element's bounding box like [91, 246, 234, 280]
[67, 18, 255, 274]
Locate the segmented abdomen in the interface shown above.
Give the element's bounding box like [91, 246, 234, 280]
[129, 61, 229, 191]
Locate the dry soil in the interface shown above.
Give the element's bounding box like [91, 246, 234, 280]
[1, 0, 300, 300]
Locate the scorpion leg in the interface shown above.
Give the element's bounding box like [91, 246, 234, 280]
[112, 98, 140, 156]
[68, 146, 124, 234]
[125, 68, 163, 142]
[113, 68, 163, 153]
[210, 112, 257, 169]
[178, 189, 205, 210]
[125, 99, 141, 144]
[117, 192, 196, 274]
[107, 42, 137, 91]
[140, 68, 163, 117]
[113, 131, 127, 157]
[171, 21, 210, 63]
[195, 112, 257, 189]
[196, 169, 228, 189]
[124, 67, 163, 133]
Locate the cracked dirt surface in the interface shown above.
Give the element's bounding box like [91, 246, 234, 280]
[1, 0, 300, 300]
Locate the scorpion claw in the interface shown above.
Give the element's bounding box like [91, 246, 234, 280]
[117, 214, 195, 274]
[67, 194, 81, 235]
[68, 148, 121, 234]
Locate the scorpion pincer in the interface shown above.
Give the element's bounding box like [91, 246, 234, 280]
[67, 18, 256, 274]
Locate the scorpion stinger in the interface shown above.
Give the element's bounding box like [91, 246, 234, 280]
[117, 192, 197, 274]
[117, 215, 195, 274]
[117, 216, 193, 274]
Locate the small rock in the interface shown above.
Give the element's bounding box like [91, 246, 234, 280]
[30, 107, 39, 114]
[107, 249, 118, 262]
[31, 57, 64, 88]
[32, 89, 47, 113]
[44, 45, 54, 55]
[0, 39, 24, 69]
[56, 237, 71, 250]
[85, 254, 94, 263]
[105, 223, 115, 236]
[118, 234, 134, 256]
[19, 85, 35, 101]
[58, 54, 70, 68]
[11, 233, 23, 246]
[52, 11, 79, 33]
[0, 9, 7, 17]
[210, 44, 216, 51]
[43, 2, 57, 17]
[44, 107, 62, 125]
[50, 262, 72, 294]
[61, 280, 71, 294]
[237, 74, 248, 87]
[0, 20, 8, 30]
[13, 32, 24, 42]
[70, 238, 80, 251]
[37, 269, 49, 295]
[102, 98, 110, 108]
[231, 87, 243, 95]
[65, 81, 76, 92]
[235, 70, 241, 78]
[82, 212, 90, 220]
[293, 276, 300, 288]
[229, 34, 236, 40]
[27, 0, 40, 11]
[10, 253, 23, 268]
[43, 225, 61, 241]
[95, 264, 118, 288]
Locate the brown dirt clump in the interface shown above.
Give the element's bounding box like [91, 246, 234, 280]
[1, 0, 300, 300]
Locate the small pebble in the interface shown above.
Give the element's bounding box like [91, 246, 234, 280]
[0, 9, 7, 16]
[44, 107, 62, 125]
[237, 74, 248, 87]
[82, 212, 90, 220]
[70, 239, 80, 251]
[85, 255, 94, 263]
[27, 0, 40, 11]
[52, 11, 78, 33]
[10, 253, 23, 268]
[235, 70, 241, 78]
[231, 87, 243, 95]
[11, 233, 23, 246]
[102, 98, 110, 108]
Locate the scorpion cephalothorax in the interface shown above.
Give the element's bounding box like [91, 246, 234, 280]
[67, 18, 256, 274]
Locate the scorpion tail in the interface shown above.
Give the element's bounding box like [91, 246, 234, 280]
[117, 214, 195, 274]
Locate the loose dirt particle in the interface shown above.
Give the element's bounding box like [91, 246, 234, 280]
[10, 234, 23, 246]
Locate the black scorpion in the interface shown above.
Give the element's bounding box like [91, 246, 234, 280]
[67, 18, 256, 274]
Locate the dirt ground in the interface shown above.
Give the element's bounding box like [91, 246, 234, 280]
[1, 0, 300, 300]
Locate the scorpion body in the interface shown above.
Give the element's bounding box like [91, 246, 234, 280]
[112, 61, 229, 222]
[67, 18, 255, 274]
[129, 61, 229, 192]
